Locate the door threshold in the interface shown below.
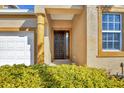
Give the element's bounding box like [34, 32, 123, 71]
[53, 59, 72, 65]
[54, 59, 70, 61]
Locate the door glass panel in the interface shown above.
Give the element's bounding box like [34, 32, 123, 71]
[66, 32, 69, 58]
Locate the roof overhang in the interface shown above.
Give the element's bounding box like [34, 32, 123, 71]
[44, 5, 82, 9]
[46, 8, 82, 15]
[0, 13, 37, 18]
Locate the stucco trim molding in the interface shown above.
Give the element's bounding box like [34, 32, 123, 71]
[0, 27, 36, 31]
[100, 6, 124, 13]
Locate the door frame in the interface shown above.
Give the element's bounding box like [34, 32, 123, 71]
[54, 31, 69, 59]
[52, 29, 72, 62]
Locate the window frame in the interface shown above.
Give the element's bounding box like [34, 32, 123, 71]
[102, 13, 122, 51]
[98, 7, 124, 57]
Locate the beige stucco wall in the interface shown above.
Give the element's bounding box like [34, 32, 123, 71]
[44, 20, 52, 64]
[72, 6, 87, 65]
[44, 15, 53, 64]
[0, 18, 37, 27]
[87, 5, 124, 74]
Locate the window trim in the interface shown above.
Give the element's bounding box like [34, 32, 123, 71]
[98, 7, 124, 57]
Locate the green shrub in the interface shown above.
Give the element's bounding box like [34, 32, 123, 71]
[0, 64, 124, 88]
[0, 64, 42, 88]
[35, 65, 121, 88]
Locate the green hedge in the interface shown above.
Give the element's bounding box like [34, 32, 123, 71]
[0, 64, 42, 88]
[0, 64, 124, 88]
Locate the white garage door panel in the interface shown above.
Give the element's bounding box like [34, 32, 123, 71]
[0, 51, 30, 58]
[0, 32, 34, 66]
[0, 60, 30, 66]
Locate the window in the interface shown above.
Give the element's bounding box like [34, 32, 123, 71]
[102, 13, 122, 51]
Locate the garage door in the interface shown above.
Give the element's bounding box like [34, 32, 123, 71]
[0, 32, 34, 66]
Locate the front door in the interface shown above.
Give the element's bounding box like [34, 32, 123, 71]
[54, 31, 69, 59]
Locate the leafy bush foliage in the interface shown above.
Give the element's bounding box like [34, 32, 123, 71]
[0, 64, 124, 88]
[0, 64, 42, 88]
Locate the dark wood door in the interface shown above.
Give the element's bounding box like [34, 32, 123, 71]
[54, 31, 67, 59]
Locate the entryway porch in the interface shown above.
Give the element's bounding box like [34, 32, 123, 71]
[44, 5, 87, 65]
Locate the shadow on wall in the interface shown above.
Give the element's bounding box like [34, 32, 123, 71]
[21, 18, 44, 64]
[20, 18, 36, 65]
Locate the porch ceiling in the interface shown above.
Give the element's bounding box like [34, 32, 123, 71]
[45, 6, 83, 29]
[51, 14, 74, 20]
